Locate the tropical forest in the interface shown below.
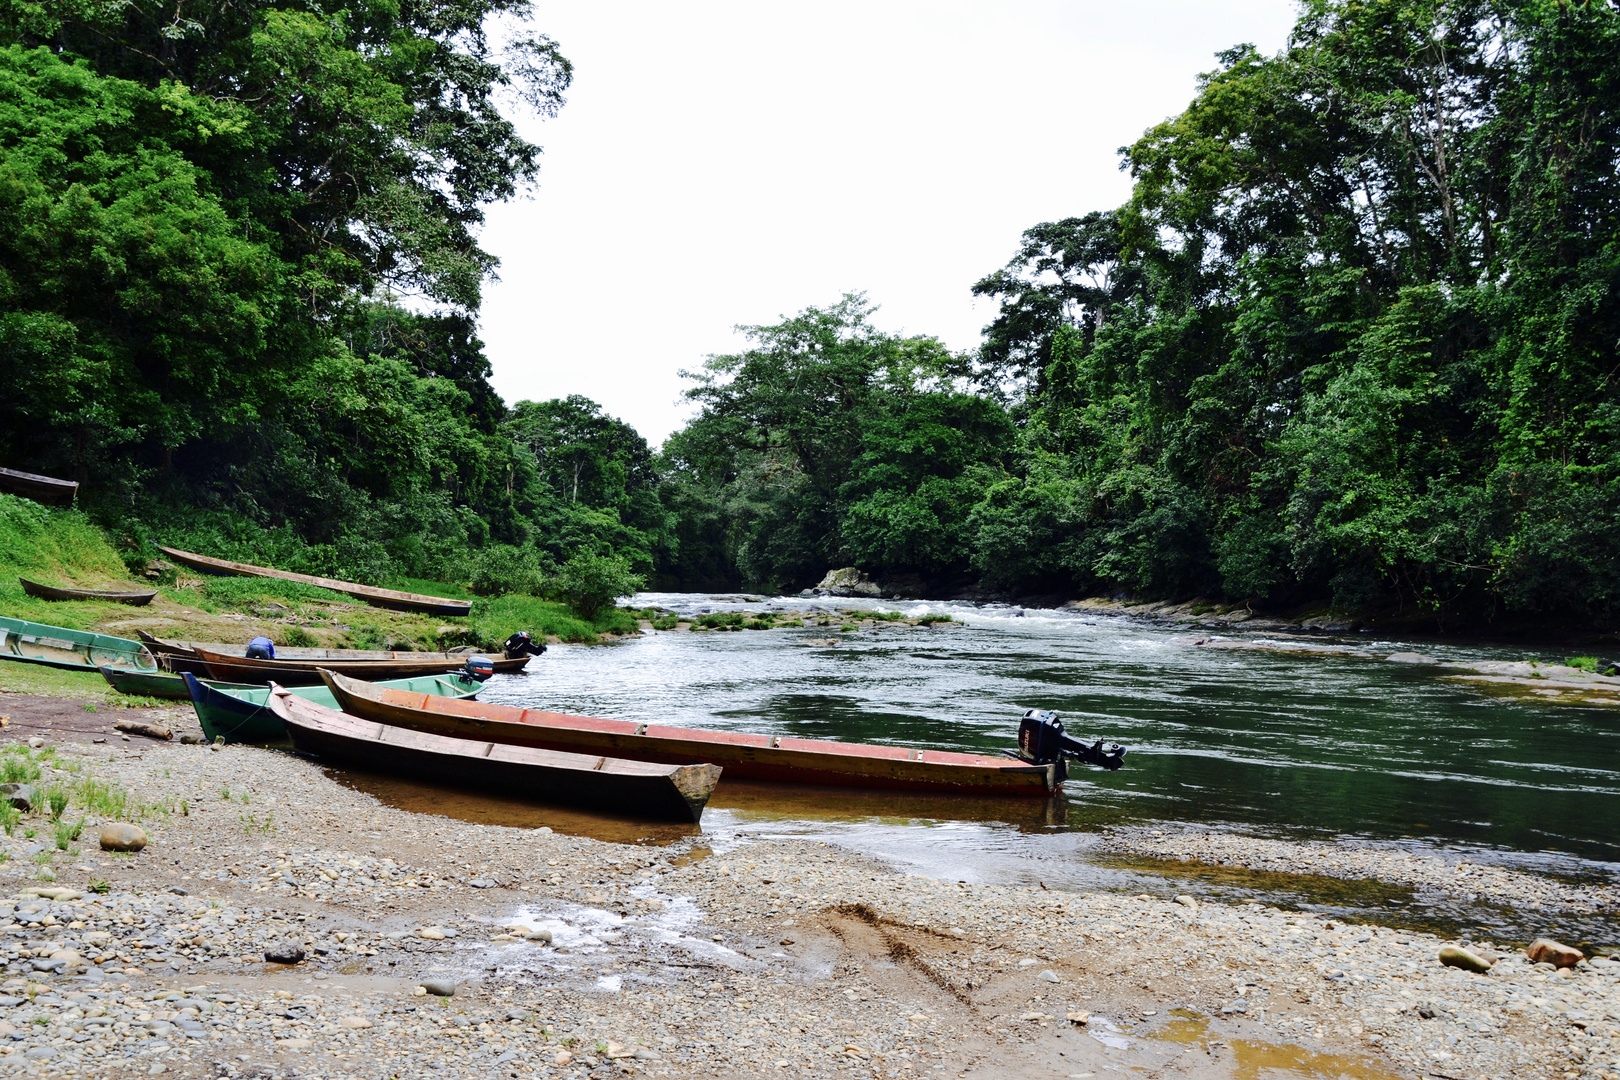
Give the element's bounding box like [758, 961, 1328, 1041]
[2, 0, 1618, 632]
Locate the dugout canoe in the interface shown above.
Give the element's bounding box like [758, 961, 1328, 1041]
[100, 667, 198, 700]
[322, 670, 1062, 795]
[139, 632, 493, 677]
[0, 616, 156, 673]
[193, 645, 528, 686]
[185, 671, 482, 743]
[267, 687, 721, 822]
[0, 467, 77, 506]
[154, 546, 471, 617]
[21, 578, 157, 606]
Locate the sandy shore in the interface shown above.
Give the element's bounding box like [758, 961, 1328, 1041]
[0, 697, 1608, 1080]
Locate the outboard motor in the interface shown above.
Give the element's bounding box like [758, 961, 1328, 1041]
[503, 631, 546, 659]
[1015, 709, 1126, 773]
[463, 656, 496, 682]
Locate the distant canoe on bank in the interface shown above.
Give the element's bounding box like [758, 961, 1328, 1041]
[0, 467, 77, 506]
[192, 645, 528, 686]
[154, 545, 472, 618]
[20, 578, 157, 606]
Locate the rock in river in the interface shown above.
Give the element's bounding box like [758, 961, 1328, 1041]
[99, 823, 147, 852]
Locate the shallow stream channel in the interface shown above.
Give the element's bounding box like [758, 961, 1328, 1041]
[334, 592, 1620, 950]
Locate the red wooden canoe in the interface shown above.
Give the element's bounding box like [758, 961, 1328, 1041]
[266, 687, 720, 822]
[321, 670, 1061, 795]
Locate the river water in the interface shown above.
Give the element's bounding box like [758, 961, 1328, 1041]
[340, 592, 1620, 944]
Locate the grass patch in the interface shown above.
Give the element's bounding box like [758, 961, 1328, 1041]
[467, 594, 636, 645]
[1567, 656, 1600, 672]
[193, 576, 352, 606]
[388, 576, 477, 601]
[915, 613, 954, 625]
[0, 662, 130, 701]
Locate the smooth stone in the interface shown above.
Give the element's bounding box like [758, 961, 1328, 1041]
[99, 823, 148, 853]
[1221, 1000, 1248, 1014]
[1527, 938, 1583, 968]
[418, 928, 446, 940]
[1037, 969, 1060, 983]
[1175, 895, 1199, 909]
[0, 784, 34, 812]
[22, 1047, 54, 1060]
[25, 738, 43, 750]
[263, 942, 306, 965]
[337, 1016, 372, 1029]
[1066, 1010, 1090, 1025]
[420, 979, 456, 997]
[1439, 945, 1494, 974]
[467, 878, 497, 889]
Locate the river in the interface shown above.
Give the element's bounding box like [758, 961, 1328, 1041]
[337, 592, 1620, 944]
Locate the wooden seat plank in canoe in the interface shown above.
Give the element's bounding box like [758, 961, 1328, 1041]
[266, 688, 720, 822]
[154, 546, 471, 617]
[321, 670, 1059, 795]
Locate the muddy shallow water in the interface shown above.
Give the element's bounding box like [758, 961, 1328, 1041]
[337, 592, 1620, 945]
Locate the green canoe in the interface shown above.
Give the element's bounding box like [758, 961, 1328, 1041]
[98, 666, 263, 701]
[0, 615, 156, 673]
[184, 671, 483, 743]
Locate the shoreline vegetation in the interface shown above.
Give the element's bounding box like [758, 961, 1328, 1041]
[4, 2, 1620, 638]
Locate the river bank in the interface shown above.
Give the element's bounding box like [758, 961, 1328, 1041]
[0, 697, 1605, 1080]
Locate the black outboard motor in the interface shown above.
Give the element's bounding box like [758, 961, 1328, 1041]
[463, 656, 496, 682]
[503, 631, 546, 659]
[1015, 710, 1126, 773]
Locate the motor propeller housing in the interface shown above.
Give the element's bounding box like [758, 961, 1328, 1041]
[1017, 709, 1126, 772]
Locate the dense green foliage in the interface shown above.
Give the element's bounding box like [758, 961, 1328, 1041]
[4, 0, 1618, 629]
[0, 4, 651, 613]
[662, 0, 1620, 625]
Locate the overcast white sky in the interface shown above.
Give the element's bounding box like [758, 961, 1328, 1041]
[479, 1, 1300, 446]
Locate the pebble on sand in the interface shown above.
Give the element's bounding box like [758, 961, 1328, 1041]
[99, 822, 147, 852]
[1438, 945, 1494, 974]
[1526, 938, 1583, 968]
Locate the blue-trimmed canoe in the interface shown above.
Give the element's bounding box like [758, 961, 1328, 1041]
[0, 615, 156, 673]
[184, 671, 483, 743]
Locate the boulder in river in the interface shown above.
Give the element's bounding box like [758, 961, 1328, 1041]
[1438, 945, 1493, 973]
[1526, 938, 1583, 968]
[809, 568, 882, 597]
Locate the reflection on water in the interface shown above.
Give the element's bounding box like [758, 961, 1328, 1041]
[325, 766, 702, 845]
[324, 591, 1619, 942]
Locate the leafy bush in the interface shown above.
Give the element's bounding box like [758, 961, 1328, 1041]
[468, 545, 552, 597]
[280, 627, 319, 648]
[549, 553, 644, 621]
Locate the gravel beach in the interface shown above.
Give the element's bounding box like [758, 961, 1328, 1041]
[0, 700, 1608, 1080]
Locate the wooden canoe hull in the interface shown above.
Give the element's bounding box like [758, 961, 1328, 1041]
[323, 671, 1059, 795]
[139, 632, 490, 676]
[0, 616, 156, 673]
[0, 467, 77, 506]
[99, 667, 194, 700]
[194, 646, 527, 686]
[155, 546, 472, 617]
[184, 671, 483, 743]
[21, 578, 157, 606]
[267, 688, 720, 822]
